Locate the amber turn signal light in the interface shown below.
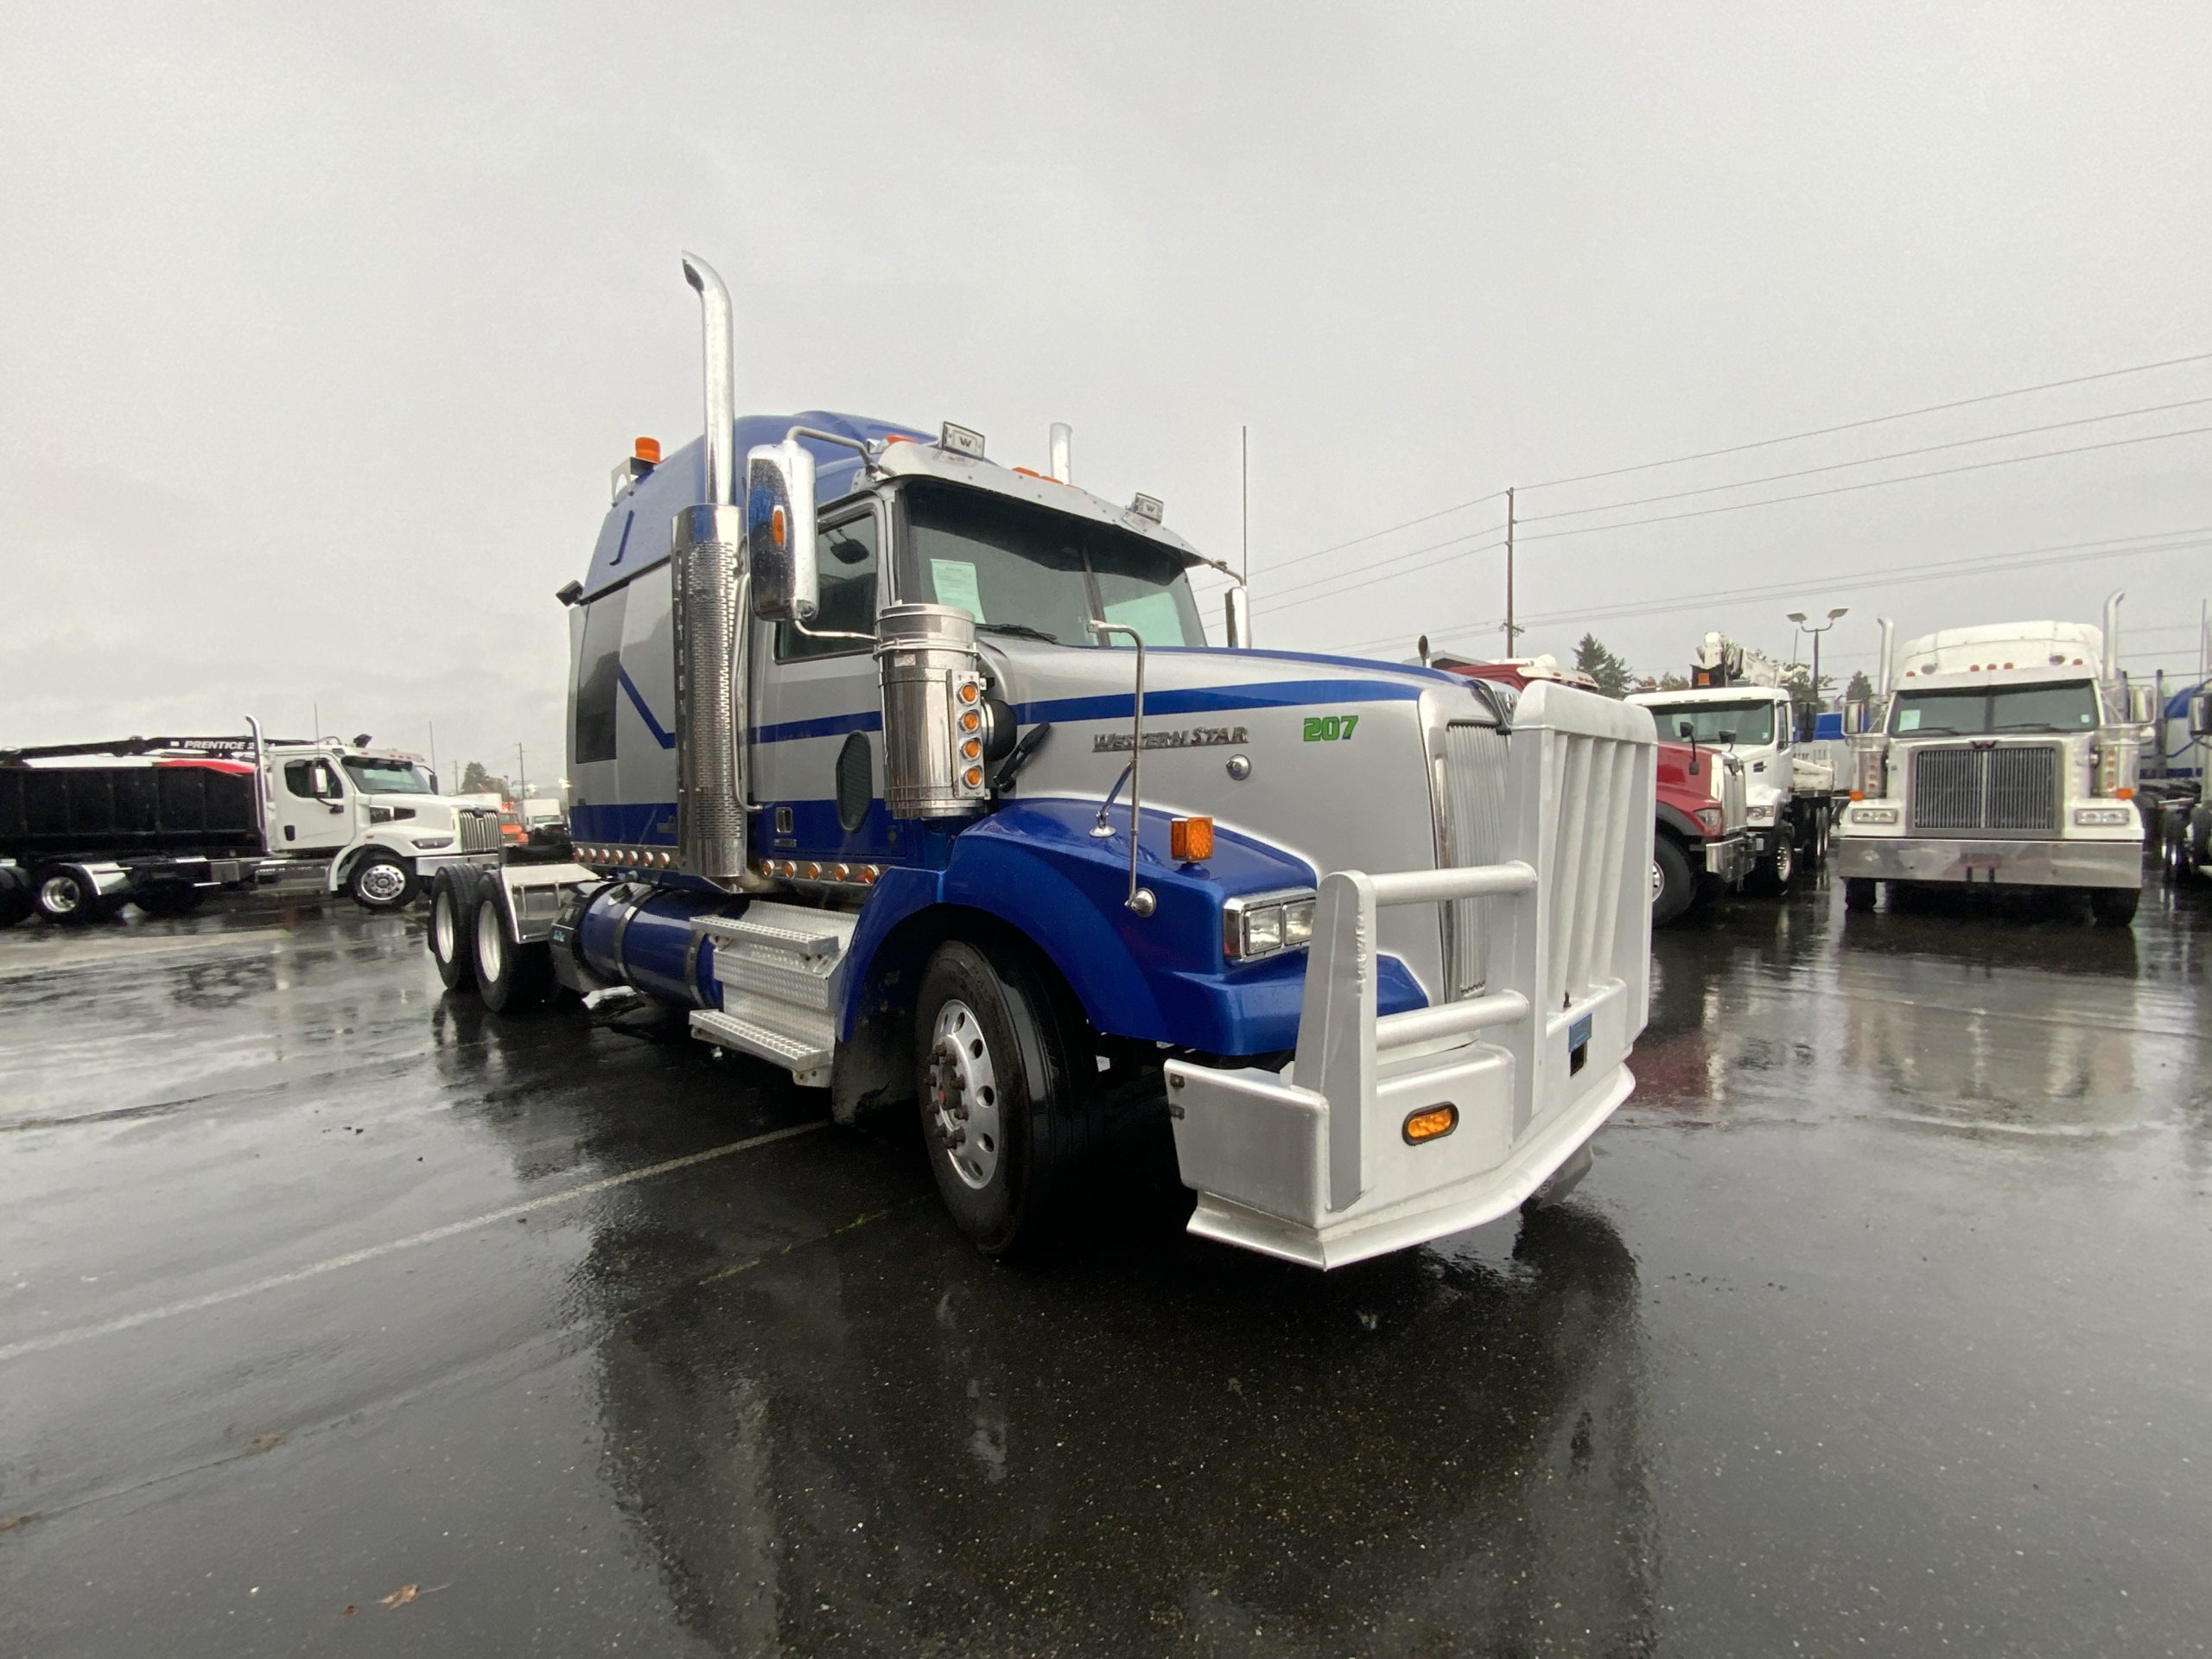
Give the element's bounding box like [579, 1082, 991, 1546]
[1170, 816, 1215, 861]
[1402, 1104, 1459, 1144]
[634, 436, 661, 463]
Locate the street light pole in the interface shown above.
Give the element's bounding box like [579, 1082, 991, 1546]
[1786, 607, 1850, 715]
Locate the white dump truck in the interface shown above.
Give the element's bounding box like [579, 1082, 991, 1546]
[1627, 632, 1833, 895]
[427, 253, 1660, 1268]
[1834, 594, 2150, 925]
[0, 727, 501, 925]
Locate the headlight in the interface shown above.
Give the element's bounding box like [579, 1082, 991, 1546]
[2072, 806, 2133, 827]
[1851, 806, 1900, 824]
[368, 804, 416, 824]
[1224, 889, 1319, 960]
[1747, 804, 1777, 824]
[1694, 805, 1723, 832]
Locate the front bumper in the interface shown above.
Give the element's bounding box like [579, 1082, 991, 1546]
[1833, 835, 2142, 890]
[1697, 831, 1753, 886]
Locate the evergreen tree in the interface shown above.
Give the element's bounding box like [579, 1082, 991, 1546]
[460, 760, 509, 798]
[1572, 632, 1635, 698]
[1844, 669, 1874, 704]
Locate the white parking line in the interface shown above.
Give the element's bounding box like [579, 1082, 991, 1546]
[0, 1121, 826, 1363]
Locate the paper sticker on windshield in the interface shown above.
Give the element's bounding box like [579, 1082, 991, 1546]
[930, 558, 985, 621]
[1897, 709, 1921, 732]
[1103, 591, 1185, 646]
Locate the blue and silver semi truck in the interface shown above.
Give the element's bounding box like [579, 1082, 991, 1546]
[430, 255, 1658, 1268]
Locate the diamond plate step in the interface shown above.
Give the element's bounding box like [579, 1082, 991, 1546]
[689, 1007, 831, 1074]
[692, 906, 855, 960]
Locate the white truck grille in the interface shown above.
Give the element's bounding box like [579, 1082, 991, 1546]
[1719, 754, 1748, 833]
[1439, 722, 1509, 996]
[1910, 744, 2059, 836]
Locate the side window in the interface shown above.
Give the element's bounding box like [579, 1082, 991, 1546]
[283, 760, 341, 798]
[777, 512, 879, 662]
[573, 588, 628, 764]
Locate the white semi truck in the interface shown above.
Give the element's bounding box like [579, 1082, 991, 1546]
[0, 727, 501, 925]
[1834, 594, 2149, 925]
[1627, 632, 1834, 895]
[428, 253, 1659, 1269]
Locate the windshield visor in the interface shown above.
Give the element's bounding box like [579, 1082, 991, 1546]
[900, 482, 1205, 648]
[342, 758, 435, 794]
[1641, 700, 1774, 746]
[1891, 682, 2099, 736]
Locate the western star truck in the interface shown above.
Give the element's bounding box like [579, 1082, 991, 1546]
[425, 254, 1658, 1268]
[1834, 594, 2150, 925]
[0, 728, 501, 925]
[1627, 632, 1834, 895]
[1415, 647, 1750, 925]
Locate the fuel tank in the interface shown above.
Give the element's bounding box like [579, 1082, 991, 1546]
[577, 882, 741, 1007]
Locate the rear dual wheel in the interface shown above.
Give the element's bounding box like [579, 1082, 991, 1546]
[33, 865, 112, 925]
[474, 892, 553, 1012]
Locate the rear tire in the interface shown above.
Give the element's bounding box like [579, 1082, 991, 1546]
[1650, 836, 1696, 927]
[349, 851, 418, 912]
[1844, 876, 1878, 912]
[0, 868, 32, 929]
[429, 868, 480, 993]
[474, 891, 551, 1012]
[132, 883, 205, 918]
[2088, 886, 2139, 928]
[915, 938, 1096, 1257]
[33, 864, 109, 925]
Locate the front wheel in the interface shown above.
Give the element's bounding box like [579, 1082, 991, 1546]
[132, 883, 205, 918]
[1750, 830, 1795, 896]
[1844, 876, 1878, 912]
[1650, 836, 1696, 927]
[2088, 886, 2140, 928]
[349, 851, 418, 912]
[915, 938, 1095, 1256]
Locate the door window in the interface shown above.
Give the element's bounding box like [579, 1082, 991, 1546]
[283, 759, 343, 799]
[777, 512, 879, 661]
[573, 588, 628, 763]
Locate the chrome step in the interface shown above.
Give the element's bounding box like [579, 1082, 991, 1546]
[692, 906, 854, 960]
[688, 901, 858, 1089]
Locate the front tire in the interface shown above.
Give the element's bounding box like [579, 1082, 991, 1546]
[915, 938, 1094, 1257]
[2088, 886, 2139, 928]
[1844, 876, 1878, 912]
[1750, 830, 1796, 896]
[349, 851, 418, 912]
[132, 883, 205, 918]
[1650, 836, 1696, 927]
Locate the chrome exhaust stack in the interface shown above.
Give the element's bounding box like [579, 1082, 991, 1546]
[1049, 423, 1072, 484]
[671, 252, 749, 888]
[2103, 588, 2125, 681]
[1875, 615, 1896, 699]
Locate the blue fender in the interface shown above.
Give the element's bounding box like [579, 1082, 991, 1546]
[840, 798, 1427, 1058]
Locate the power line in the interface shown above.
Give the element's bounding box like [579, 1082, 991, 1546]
[1519, 348, 2212, 492]
[1316, 524, 2212, 658]
[1252, 531, 1507, 616]
[1512, 424, 2212, 547]
[1516, 395, 2212, 525]
[1251, 490, 1510, 581]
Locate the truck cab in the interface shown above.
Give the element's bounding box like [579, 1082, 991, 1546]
[1834, 603, 2147, 925]
[1626, 682, 1824, 893]
[257, 739, 500, 910]
[429, 255, 1658, 1268]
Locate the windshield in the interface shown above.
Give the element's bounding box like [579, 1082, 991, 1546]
[900, 481, 1205, 648]
[1891, 681, 2099, 735]
[1640, 700, 1775, 746]
[342, 757, 435, 794]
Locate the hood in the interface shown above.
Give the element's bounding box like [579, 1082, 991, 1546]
[976, 639, 1491, 720]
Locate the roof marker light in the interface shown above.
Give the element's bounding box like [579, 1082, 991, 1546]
[634, 436, 662, 463]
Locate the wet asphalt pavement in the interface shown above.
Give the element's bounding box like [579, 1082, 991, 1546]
[1, 874, 2207, 1657]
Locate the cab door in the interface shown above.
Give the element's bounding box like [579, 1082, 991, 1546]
[747, 499, 897, 869]
[265, 754, 353, 854]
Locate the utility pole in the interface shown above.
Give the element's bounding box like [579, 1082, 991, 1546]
[1240, 424, 1249, 584]
[515, 743, 527, 805]
[1502, 486, 1520, 655]
[428, 719, 437, 779]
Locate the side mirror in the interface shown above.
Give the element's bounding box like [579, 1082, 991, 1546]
[1675, 721, 1694, 740]
[744, 439, 819, 623]
[1224, 585, 1250, 649]
[2192, 692, 2210, 739]
[1718, 729, 1738, 746]
[2126, 683, 2157, 723]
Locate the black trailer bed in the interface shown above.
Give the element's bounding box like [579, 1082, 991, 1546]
[0, 763, 264, 861]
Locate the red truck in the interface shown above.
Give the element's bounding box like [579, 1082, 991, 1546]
[1420, 652, 1751, 925]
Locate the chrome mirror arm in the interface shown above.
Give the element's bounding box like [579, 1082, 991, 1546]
[1086, 620, 1154, 916]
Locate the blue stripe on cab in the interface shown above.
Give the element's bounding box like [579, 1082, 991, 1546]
[617, 667, 677, 750]
[1012, 677, 1424, 727]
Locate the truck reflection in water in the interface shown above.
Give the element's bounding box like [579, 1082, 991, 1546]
[582, 1202, 1657, 1654]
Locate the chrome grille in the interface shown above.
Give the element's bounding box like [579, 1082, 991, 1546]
[1440, 722, 1510, 995]
[458, 808, 503, 854]
[1909, 744, 2059, 837]
[1719, 755, 1748, 834]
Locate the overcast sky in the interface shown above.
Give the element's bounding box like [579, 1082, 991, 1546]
[6, 2, 2209, 781]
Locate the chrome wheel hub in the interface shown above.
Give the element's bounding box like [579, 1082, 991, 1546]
[927, 998, 1001, 1191]
[358, 861, 408, 903]
[40, 875, 79, 915]
[432, 891, 455, 959]
[1649, 859, 1663, 900]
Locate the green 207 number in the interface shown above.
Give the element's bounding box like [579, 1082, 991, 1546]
[1302, 714, 1358, 742]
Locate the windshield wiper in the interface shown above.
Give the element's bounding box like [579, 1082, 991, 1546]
[1903, 725, 1962, 735]
[975, 622, 1061, 644]
[1990, 722, 2063, 733]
